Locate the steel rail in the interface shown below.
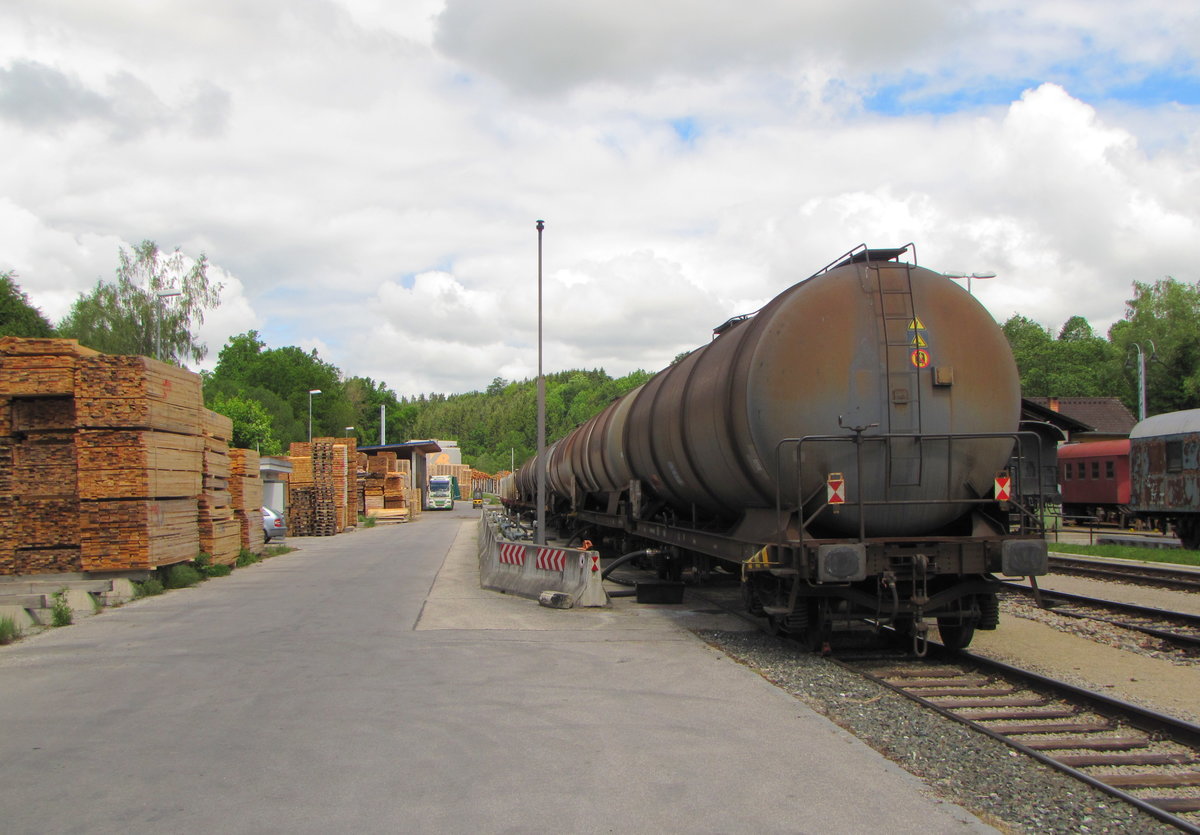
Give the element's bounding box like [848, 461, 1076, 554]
[838, 647, 1200, 833]
[1001, 582, 1200, 650]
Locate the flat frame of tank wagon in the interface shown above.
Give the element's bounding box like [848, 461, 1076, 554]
[571, 429, 1047, 589]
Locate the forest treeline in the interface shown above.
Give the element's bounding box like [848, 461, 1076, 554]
[4, 247, 1200, 474]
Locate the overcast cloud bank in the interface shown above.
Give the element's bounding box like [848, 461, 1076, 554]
[1, 1, 1198, 393]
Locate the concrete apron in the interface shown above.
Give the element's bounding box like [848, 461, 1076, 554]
[420, 520, 997, 833]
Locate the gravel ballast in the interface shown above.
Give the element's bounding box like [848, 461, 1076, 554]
[697, 629, 1180, 834]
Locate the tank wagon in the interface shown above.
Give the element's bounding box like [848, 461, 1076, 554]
[507, 244, 1049, 650]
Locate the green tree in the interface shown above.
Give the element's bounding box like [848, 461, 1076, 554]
[57, 240, 221, 363]
[1001, 315, 1054, 396]
[1002, 314, 1119, 399]
[205, 331, 350, 448]
[1108, 277, 1200, 415]
[208, 393, 281, 455]
[0, 271, 55, 337]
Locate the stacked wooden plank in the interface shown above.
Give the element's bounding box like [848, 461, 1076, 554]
[333, 443, 348, 531]
[311, 439, 336, 536]
[229, 449, 265, 552]
[0, 338, 279, 574]
[198, 411, 239, 565]
[289, 487, 315, 536]
[288, 437, 357, 536]
[0, 341, 93, 573]
[0, 339, 250, 574]
[286, 443, 313, 535]
[77, 354, 204, 571]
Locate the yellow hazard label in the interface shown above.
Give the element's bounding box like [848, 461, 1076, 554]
[910, 333, 927, 347]
[911, 348, 931, 368]
[908, 317, 927, 331]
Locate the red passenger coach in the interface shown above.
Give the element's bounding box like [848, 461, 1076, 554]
[1058, 440, 1131, 525]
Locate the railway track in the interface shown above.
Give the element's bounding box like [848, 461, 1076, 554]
[664, 569, 1200, 831]
[1001, 582, 1200, 655]
[838, 649, 1200, 833]
[1048, 555, 1200, 592]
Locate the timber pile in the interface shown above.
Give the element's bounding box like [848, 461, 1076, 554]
[289, 487, 314, 536]
[0, 337, 262, 574]
[75, 430, 203, 500]
[76, 355, 204, 435]
[287, 437, 355, 536]
[311, 439, 336, 535]
[199, 411, 239, 565]
[229, 449, 264, 552]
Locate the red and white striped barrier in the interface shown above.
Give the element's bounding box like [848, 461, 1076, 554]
[478, 512, 608, 607]
[498, 543, 525, 566]
[535, 548, 567, 572]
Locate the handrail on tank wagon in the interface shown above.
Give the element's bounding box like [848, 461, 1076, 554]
[812, 242, 917, 277]
[771, 430, 1045, 549]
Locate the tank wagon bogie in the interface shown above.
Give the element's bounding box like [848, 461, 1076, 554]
[506, 245, 1049, 650]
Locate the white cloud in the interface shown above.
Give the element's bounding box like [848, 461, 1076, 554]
[1, 0, 1199, 401]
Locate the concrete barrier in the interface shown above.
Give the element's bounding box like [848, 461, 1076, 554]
[478, 512, 609, 607]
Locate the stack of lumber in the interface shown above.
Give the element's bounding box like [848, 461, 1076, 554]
[332, 442, 349, 531]
[289, 486, 315, 536]
[198, 411, 239, 565]
[77, 355, 205, 571]
[311, 439, 336, 536]
[0, 338, 270, 575]
[0, 339, 211, 573]
[383, 473, 407, 508]
[287, 437, 356, 536]
[0, 341, 93, 572]
[229, 449, 265, 552]
[366, 452, 396, 475]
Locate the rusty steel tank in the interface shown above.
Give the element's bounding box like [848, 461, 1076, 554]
[525, 247, 1021, 538]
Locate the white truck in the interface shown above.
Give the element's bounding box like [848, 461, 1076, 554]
[427, 475, 455, 510]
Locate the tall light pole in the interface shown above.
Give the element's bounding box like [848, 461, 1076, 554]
[345, 426, 354, 438]
[308, 389, 321, 442]
[1132, 342, 1154, 422]
[536, 219, 546, 545]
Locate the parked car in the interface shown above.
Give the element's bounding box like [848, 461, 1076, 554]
[262, 507, 286, 542]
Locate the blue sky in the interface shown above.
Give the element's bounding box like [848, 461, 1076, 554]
[1, 0, 1198, 394]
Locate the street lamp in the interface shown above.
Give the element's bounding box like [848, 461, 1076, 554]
[943, 271, 996, 295]
[345, 426, 354, 438]
[308, 389, 321, 442]
[535, 219, 546, 546]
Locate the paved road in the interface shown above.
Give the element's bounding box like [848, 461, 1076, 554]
[0, 511, 992, 834]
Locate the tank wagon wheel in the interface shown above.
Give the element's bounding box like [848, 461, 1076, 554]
[1175, 517, 1200, 551]
[936, 616, 977, 651]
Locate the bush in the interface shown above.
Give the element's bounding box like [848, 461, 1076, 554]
[165, 564, 202, 589]
[134, 577, 164, 597]
[201, 563, 232, 578]
[51, 590, 73, 627]
[235, 549, 261, 567]
[361, 514, 377, 528]
[0, 615, 18, 645]
[193, 552, 212, 568]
